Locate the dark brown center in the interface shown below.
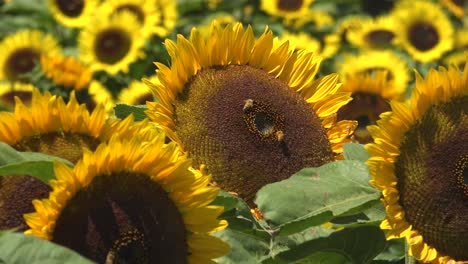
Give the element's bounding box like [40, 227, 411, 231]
[395, 95, 468, 260]
[174, 65, 334, 205]
[361, 0, 395, 16]
[277, 0, 304, 11]
[14, 132, 101, 164]
[94, 28, 131, 65]
[115, 5, 145, 23]
[4, 48, 40, 82]
[0, 90, 32, 109]
[52, 172, 187, 264]
[136, 93, 154, 105]
[337, 92, 391, 143]
[408, 22, 439, 52]
[453, 0, 465, 7]
[0, 175, 51, 231]
[365, 30, 395, 46]
[56, 0, 84, 17]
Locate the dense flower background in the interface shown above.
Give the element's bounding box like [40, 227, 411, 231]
[0, 0, 466, 263]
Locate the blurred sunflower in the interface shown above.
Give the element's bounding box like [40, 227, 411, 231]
[47, 0, 98, 28]
[440, 0, 466, 18]
[0, 30, 61, 83]
[98, 0, 160, 38]
[444, 51, 467, 71]
[291, 10, 334, 29]
[153, 0, 177, 37]
[366, 62, 468, 263]
[198, 14, 238, 37]
[25, 134, 230, 263]
[0, 89, 146, 231]
[40, 54, 92, 90]
[78, 11, 146, 74]
[346, 16, 397, 49]
[455, 29, 468, 50]
[392, 0, 454, 63]
[118, 77, 155, 105]
[280, 31, 340, 59]
[337, 70, 405, 143]
[260, 0, 314, 21]
[0, 82, 35, 109]
[85, 81, 114, 112]
[337, 51, 410, 96]
[146, 22, 356, 205]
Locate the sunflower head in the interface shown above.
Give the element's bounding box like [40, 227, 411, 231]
[78, 11, 146, 74]
[366, 61, 468, 263]
[25, 133, 229, 263]
[98, 0, 160, 38]
[0, 30, 61, 83]
[40, 54, 92, 90]
[260, 0, 314, 21]
[118, 77, 155, 105]
[0, 82, 35, 109]
[392, 0, 454, 63]
[337, 70, 404, 143]
[47, 0, 98, 28]
[346, 16, 397, 49]
[443, 51, 467, 71]
[153, 0, 177, 37]
[146, 22, 356, 205]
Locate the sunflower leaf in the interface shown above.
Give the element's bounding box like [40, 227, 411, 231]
[0, 142, 72, 184]
[255, 160, 380, 236]
[0, 232, 95, 264]
[343, 143, 370, 162]
[114, 104, 148, 122]
[262, 226, 386, 264]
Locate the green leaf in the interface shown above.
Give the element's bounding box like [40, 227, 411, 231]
[0, 142, 72, 184]
[290, 251, 353, 264]
[374, 239, 405, 262]
[0, 232, 94, 264]
[262, 226, 386, 264]
[343, 143, 370, 162]
[114, 104, 148, 122]
[214, 229, 270, 264]
[255, 160, 380, 235]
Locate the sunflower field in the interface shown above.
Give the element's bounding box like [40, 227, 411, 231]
[0, 0, 466, 263]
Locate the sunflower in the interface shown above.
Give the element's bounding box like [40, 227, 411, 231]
[78, 11, 146, 74]
[337, 50, 410, 96]
[198, 14, 239, 37]
[0, 89, 147, 231]
[145, 22, 356, 205]
[40, 54, 92, 91]
[118, 77, 155, 105]
[392, 0, 454, 63]
[455, 29, 468, 50]
[0, 82, 35, 109]
[291, 10, 334, 30]
[346, 15, 397, 49]
[85, 81, 115, 112]
[24, 133, 229, 263]
[337, 70, 405, 143]
[440, 0, 466, 18]
[153, 0, 177, 37]
[366, 62, 468, 263]
[280, 31, 340, 59]
[0, 30, 61, 83]
[98, 0, 159, 38]
[443, 51, 467, 71]
[47, 0, 98, 28]
[260, 0, 314, 21]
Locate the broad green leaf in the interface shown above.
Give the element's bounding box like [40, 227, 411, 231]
[290, 252, 353, 264]
[255, 160, 380, 235]
[262, 226, 386, 264]
[0, 142, 73, 184]
[374, 239, 405, 262]
[114, 104, 147, 121]
[214, 229, 270, 264]
[343, 143, 370, 162]
[0, 232, 94, 264]
[331, 200, 386, 228]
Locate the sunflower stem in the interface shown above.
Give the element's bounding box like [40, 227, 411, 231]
[404, 241, 417, 264]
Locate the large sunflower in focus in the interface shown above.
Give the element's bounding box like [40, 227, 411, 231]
[337, 70, 405, 143]
[146, 22, 356, 205]
[346, 16, 397, 49]
[366, 62, 468, 263]
[98, 0, 159, 38]
[47, 0, 98, 28]
[154, 0, 177, 37]
[392, 0, 454, 63]
[0, 30, 61, 83]
[78, 11, 146, 74]
[25, 134, 229, 263]
[0, 89, 145, 231]
[260, 0, 314, 20]
[337, 51, 410, 95]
